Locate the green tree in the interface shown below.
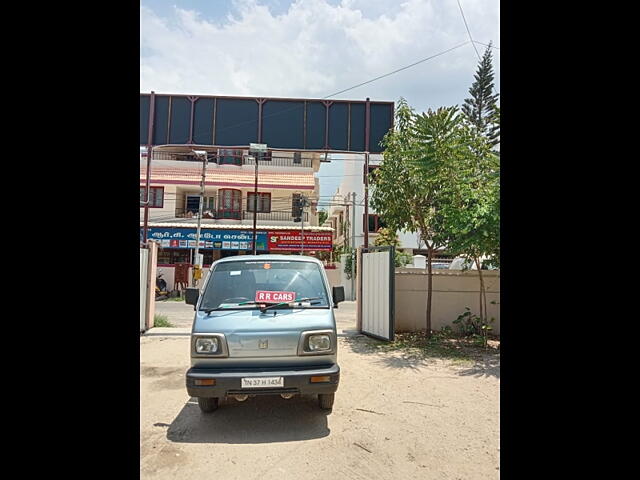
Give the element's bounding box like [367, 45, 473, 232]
[318, 209, 328, 225]
[371, 99, 471, 336]
[374, 227, 400, 247]
[440, 122, 500, 324]
[374, 227, 412, 267]
[461, 43, 499, 149]
[446, 46, 501, 323]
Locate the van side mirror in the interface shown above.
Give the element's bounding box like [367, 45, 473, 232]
[185, 288, 200, 309]
[332, 286, 345, 308]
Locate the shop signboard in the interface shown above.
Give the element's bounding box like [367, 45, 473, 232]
[267, 230, 332, 251]
[144, 227, 267, 251]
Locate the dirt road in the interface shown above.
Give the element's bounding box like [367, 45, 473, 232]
[141, 301, 500, 479]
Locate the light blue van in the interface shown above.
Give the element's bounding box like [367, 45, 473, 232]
[185, 255, 345, 413]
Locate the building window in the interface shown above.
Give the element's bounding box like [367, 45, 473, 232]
[218, 189, 242, 219]
[172, 250, 191, 264]
[247, 193, 271, 213]
[217, 149, 242, 165]
[140, 186, 164, 208]
[185, 195, 200, 215]
[157, 249, 172, 265]
[158, 249, 192, 266]
[366, 214, 386, 233]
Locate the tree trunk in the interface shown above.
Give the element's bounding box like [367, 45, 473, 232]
[426, 246, 433, 338]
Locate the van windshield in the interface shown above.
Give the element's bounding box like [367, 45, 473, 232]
[199, 260, 330, 310]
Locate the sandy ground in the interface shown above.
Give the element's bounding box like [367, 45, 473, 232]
[141, 301, 500, 479]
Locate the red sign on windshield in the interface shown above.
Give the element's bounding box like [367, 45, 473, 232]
[255, 291, 296, 303]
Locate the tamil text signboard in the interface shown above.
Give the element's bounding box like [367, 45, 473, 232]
[145, 228, 267, 251]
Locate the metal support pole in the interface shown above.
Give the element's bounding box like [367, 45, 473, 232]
[143, 147, 152, 244]
[192, 153, 208, 287]
[364, 151, 369, 248]
[252, 153, 259, 255]
[300, 194, 305, 255]
[142, 91, 156, 245]
[364, 96, 371, 249]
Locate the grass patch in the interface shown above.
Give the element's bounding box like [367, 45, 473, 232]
[166, 296, 185, 302]
[345, 329, 499, 363]
[153, 314, 174, 328]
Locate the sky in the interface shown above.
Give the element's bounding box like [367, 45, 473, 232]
[140, 0, 500, 205]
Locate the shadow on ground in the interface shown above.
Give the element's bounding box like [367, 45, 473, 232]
[455, 355, 501, 379]
[340, 334, 500, 378]
[166, 395, 330, 444]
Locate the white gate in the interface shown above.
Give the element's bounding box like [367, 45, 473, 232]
[140, 248, 149, 332]
[360, 246, 395, 341]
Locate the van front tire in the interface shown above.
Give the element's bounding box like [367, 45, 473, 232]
[318, 393, 335, 410]
[197, 397, 219, 413]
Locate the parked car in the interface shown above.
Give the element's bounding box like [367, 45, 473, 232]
[448, 256, 498, 270]
[449, 257, 478, 270]
[431, 262, 450, 270]
[185, 255, 344, 413]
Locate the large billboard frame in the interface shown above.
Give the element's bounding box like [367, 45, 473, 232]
[141, 92, 394, 154]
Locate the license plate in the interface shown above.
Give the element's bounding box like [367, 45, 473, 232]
[241, 377, 284, 388]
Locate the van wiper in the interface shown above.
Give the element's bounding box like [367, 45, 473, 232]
[202, 300, 281, 314]
[259, 297, 321, 313]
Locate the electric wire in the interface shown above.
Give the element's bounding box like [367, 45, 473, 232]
[177, 41, 472, 141]
[457, 0, 481, 60]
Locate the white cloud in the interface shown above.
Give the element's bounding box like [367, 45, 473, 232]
[140, 0, 499, 113]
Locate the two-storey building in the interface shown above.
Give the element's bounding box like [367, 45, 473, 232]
[140, 146, 333, 290]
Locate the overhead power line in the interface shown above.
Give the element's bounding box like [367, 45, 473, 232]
[186, 40, 471, 140]
[472, 40, 499, 50]
[323, 41, 471, 98]
[457, 0, 481, 61]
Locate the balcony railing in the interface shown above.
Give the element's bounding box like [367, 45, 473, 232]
[173, 208, 308, 222]
[150, 151, 313, 168]
[242, 210, 309, 222]
[241, 156, 313, 168]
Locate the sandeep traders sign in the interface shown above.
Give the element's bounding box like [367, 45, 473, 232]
[267, 231, 332, 251]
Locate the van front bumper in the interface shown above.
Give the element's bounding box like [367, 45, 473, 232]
[186, 364, 340, 398]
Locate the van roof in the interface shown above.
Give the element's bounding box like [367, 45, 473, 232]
[212, 255, 323, 266]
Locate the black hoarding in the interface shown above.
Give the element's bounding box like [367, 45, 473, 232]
[140, 93, 393, 153]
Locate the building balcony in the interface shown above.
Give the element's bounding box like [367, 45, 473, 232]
[151, 151, 314, 168]
[174, 208, 309, 223]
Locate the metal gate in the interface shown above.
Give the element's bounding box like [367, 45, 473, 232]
[360, 246, 395, 341]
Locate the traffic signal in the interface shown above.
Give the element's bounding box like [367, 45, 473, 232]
[292, 194, 302, 221]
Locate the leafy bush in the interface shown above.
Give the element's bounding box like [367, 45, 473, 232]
[453, 307, 494, 348]
[153, 314, 174, 328]
[395, 250, 413, 267]
[344, 249, 356, 279]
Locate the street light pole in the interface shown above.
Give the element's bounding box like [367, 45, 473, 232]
[252, 153, 258, 255]
[248, 143, 267, 255]
[192, 150, 208, 287]
[300, 194, 305, 255]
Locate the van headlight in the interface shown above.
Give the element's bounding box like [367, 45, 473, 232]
[298, 330, 335, 355]
[308, 334, 331, 351]
[192, 334, 228, 357]
[195, 337, 219, 353]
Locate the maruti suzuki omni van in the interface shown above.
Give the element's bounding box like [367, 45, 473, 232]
[185, 255, 344, 413]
